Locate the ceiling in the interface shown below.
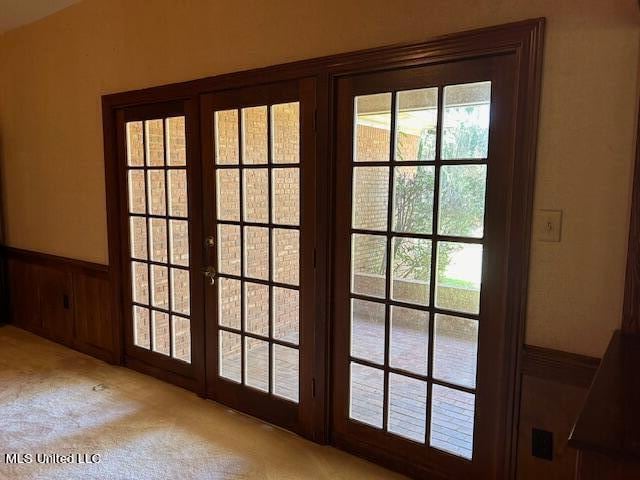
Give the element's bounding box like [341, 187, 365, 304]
[0, 0, 80, 34]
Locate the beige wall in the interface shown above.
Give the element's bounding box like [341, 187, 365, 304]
[0, 0, 638, 357]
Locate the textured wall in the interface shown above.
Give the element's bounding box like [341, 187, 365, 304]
[0, 0, 638, 356]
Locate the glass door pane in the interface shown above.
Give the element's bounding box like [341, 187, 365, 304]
[125, 116, 192, 365]
[214, 101, 301, 402]
[346, 84, 488, 458]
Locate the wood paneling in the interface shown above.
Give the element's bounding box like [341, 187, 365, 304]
[7, 257, 41, 332]
[3, 245, 606, 480]
[39, 265, 73, 345]
[8, 259, 74, 343]
[72, 270, 115, 360]
[517, 346, 600, 480]
[4, 247, 116, 363]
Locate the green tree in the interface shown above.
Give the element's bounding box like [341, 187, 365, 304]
[393, 115, 487, 286]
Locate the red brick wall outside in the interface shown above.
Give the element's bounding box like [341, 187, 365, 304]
[214, 103, 301, 357]
[128, 117, 191, 363]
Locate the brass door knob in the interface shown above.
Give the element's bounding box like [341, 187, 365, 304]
[203, 266, 216, 285]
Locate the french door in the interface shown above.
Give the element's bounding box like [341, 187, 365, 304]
[120, 100, 204, 389]
[331, 56, 518, 478]
[200, 79, 317, 435]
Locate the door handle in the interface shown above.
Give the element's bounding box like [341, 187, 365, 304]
[203, 266, 216, 285]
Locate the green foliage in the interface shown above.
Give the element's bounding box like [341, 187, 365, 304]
[442, 106, 489, 159]
[393, 115, 487, 281]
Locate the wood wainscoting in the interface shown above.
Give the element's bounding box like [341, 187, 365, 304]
[516, 345, 601, 479]
[4, 247, 118, 364]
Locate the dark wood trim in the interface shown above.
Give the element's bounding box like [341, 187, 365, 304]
[521, 344, 600, 388]
[622, 95, 640, 334]
[184, 97, 207, 397]
[102, 98, 125, 365]
[3, 246, 109, 277]
[503, 18, 546, 478]
[125, 355, 199, 392]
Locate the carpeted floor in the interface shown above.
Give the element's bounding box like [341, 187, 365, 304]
[0, 325, 403, 480]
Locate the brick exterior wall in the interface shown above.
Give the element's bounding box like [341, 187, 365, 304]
[215, 103, 302, 360]
[128, 116, 191, 363]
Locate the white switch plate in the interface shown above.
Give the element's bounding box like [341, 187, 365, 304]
[535, 209, 562, 242]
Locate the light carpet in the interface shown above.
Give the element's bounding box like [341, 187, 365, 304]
[0, 325, 403, 480]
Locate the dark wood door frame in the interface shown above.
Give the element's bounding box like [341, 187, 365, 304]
[102, 18, 544, 478]
[623, 95, 640, 335]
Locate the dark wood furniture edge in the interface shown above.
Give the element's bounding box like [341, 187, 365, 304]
[567, 331, 619, 456]
[521, 344, 600, 388]
[569, 331, 640, 462]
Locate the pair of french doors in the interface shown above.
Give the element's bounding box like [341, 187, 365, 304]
[120, 80, 318, 435]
